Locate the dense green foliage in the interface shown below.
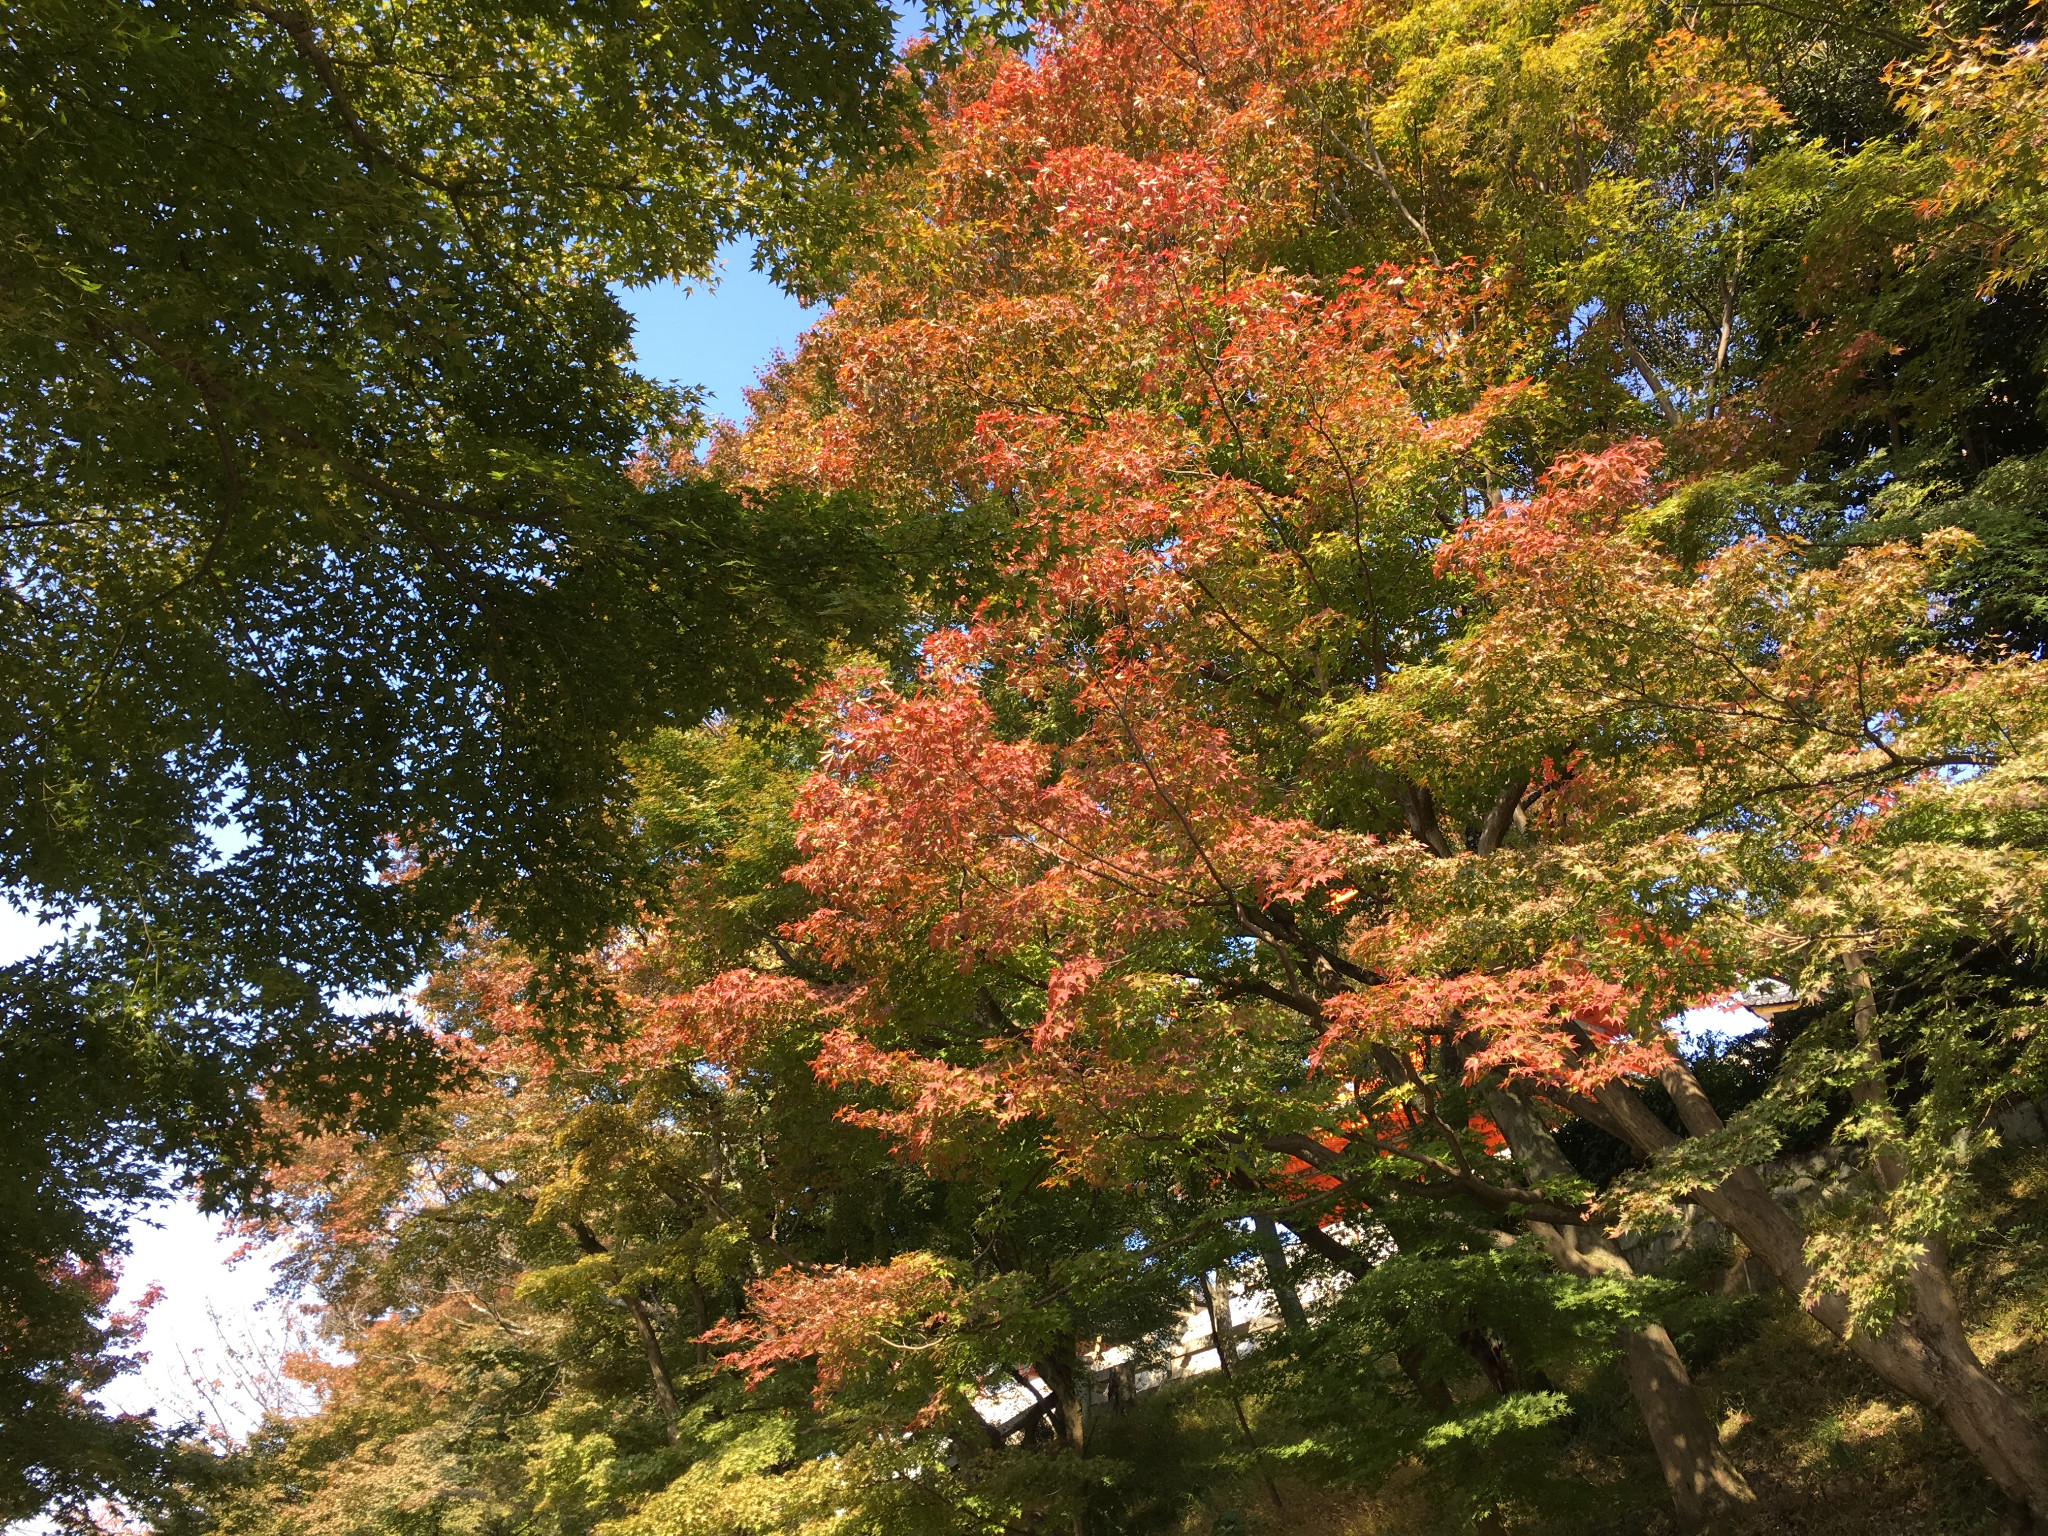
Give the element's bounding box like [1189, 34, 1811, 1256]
[0, 0, 929, 1520]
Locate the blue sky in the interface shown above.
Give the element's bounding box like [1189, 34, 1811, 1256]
[617, 240, 818, 423]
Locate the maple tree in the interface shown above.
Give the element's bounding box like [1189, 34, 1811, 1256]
[1334, 444, 2048, 1515]
[0, 1256, 199, 1528]
[206, 724, 1208, 1536]
[700, 0, 2048, 1524]
[167, 0, 2048, 1531]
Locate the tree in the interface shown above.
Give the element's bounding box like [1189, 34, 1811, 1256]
[1331, 444, 2048, 1521]
[0, 0, 925, 1518]
[0, 1255, 205, 1530]
[702, 0, 2048, 1521]
[208, 722, 1194, 1536]
[191, 0, 2048, 1527]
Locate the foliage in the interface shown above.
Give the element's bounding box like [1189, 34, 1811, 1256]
[82, 0, 2048, 1529]
[0, 0, 937, 1519]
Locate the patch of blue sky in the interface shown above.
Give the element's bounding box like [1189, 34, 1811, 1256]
[614, 238, 816, 428]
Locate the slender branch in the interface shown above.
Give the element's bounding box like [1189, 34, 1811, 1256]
[1612, 311, 1683, 426]
[560, 1219, 682, 1436]
[985, 1388, 1057, 1446]
[1326, 117, 1442, 266]
[1210, 975, 1325, 1020]
[1099, 671, 1237, 903]
[1198, 1271, 1285, 1516]
[247, 5, 455, 192]
[1275, 1213, 1378, 1277]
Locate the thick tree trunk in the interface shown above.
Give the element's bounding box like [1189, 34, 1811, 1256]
[1034, 1348, 1091, 1536]
[1457, 1318, 1524, 1395]
[1488, 1089, 1755, 1529]
[1398, 779, 1455, 856]
[1034, 1348, 1088, 1457]
[1397, 1344, 1457, 1413]
[1577, 1071, 2048, 1523]
[1613, 1323, 1754, 1529]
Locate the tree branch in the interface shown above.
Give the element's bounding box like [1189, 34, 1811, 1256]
[248, 5, 454, 191]
[1612, 311, 1683, 427]
[1327, 117, 1442, 266]
[1399, 780, 1455, 858]
[1474, 771, 1529, 855]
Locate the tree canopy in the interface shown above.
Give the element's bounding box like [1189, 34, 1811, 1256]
[0, 0, 927, 1519]
[12, 0, 2048, 1531]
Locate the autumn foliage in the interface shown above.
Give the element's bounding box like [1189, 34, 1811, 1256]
[188, 0, 2048, 1533]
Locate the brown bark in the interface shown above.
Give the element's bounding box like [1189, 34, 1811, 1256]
[561, 1219, 681, 1440]
[1456, 1322, 1523, 1395]
[1033, 1349, 1089, 1458]
[1397, 1344, 1458, 1414]
[1273, 1212, 1376, 1277]
[1488, 1089, 1755, 1528]
[983, 1384, 1058, 1449]
[623, 1295, 683, 1432]
[1398, 779, 1455, 856]
[1475, 772, 1530, 855]
[1614, 1326, 1752, 1531]
[1847, 953, 1905, 1191]
[1574, 1070, 2048, 1521]
[1032, 1348, 1093, 1536]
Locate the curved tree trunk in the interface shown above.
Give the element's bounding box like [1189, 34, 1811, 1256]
[1612, 1323, 1755, 1529]
[1571, 1071, 2048, 1525]
[1488, 1090, 1755, 1529]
